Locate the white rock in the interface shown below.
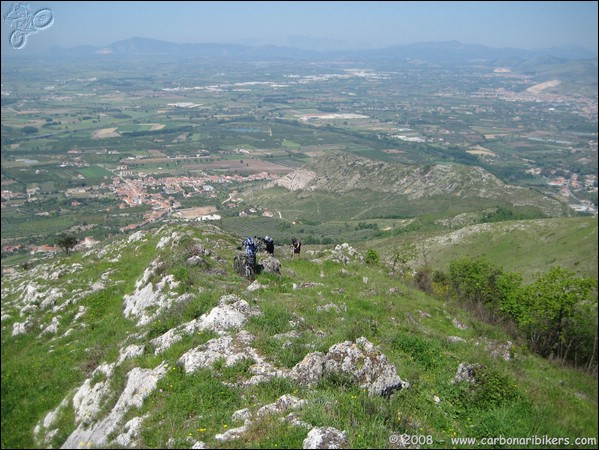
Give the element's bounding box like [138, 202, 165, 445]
[12, 320, 33, 336]
[115, 416, 147, 447]
[303, 427, 348, 449]
[257, 394, 307, 417]
[116, 345, 145, 365]
[61, 362, 168, 448]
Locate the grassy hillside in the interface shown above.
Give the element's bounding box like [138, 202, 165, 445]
[244, 151, 568, 224]
[359, 217, 598, 282]
[1, 223, 597, 448]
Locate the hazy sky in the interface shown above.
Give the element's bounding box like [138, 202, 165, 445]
[2, 1, 598, 55]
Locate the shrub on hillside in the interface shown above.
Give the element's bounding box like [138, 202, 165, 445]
[365, 249, 379, 265]
[446, 257, 598, 372]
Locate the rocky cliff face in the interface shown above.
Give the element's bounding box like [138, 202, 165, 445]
[271, 168, 318, 191]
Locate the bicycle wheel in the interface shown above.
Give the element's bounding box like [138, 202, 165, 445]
[9, 30, 27, 49]
[245, 263, 255, 279]
[233, 255, 245, 276]
[33, 8, 54, 29]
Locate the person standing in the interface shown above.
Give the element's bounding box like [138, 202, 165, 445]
[242, 237, 257, 270]
[263, 236, 275, 255]
[291, 237, 301, 257]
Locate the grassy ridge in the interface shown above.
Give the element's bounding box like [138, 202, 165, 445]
[221, 214, 597, 282]
[1, 223, 597, 448]
[360, 217, 598, 282]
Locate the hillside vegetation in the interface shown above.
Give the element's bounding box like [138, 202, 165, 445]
[1, 223, 597, 449]
[361, 216, 598, 283]
[246, 151, 567, 223]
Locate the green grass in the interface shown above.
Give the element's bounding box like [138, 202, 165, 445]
[1, 223, 597, 448]
[363, 217, 598, 282]
[77, 165, 113, 178]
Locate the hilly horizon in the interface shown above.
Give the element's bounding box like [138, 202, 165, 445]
[7, 37, 594, 64]
[34, 37, 595, 91]
[1, 221, 597, 448]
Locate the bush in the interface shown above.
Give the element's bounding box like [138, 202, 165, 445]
[447, 257, 598, 372]
[451, 365, 522, 410]
[510, 267, 597, 368]
[414, 265, 433, 293]
[448, 257, 519, 313]
[365, 249, 379, 265]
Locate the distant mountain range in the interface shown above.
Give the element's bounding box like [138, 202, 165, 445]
[34, 37, 597, 64]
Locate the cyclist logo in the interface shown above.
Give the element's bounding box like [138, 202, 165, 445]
[4, 3, 54, 50]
